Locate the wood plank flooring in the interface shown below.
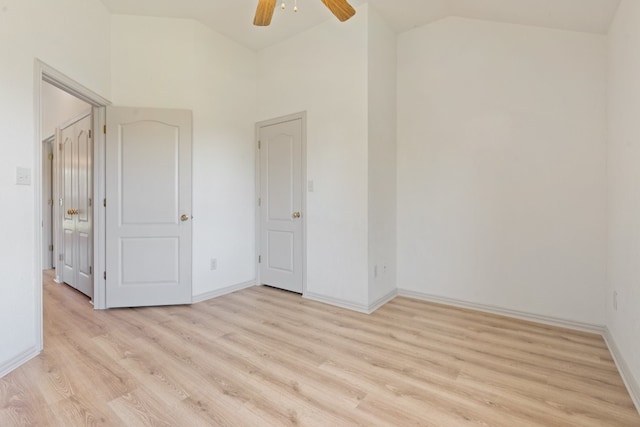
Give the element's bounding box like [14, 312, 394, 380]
[1, 271, 638, 426]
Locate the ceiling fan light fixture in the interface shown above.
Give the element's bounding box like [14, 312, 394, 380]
[280, 0, 298, 12]
[254, 0, 354, 26]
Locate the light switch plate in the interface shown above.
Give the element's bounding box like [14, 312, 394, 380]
[16, 167, 31, 185]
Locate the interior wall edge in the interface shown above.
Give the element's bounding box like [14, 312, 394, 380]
[604, 327, 640, 414]
[368, 288, 398, 313]
[0, 346, 40, 379]
[397, 289, 605, 334]
[304, 287, 398, 314]
[303, 292, 372, 314]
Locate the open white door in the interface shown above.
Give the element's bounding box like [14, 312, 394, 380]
[258, 116, 304, 294]
[60, 112, 93, 298]
[105, 107, 192, 308]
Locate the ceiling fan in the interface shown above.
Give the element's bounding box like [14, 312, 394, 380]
[253, 0, 356, 26]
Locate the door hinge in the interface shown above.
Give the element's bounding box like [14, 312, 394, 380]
[89, 198, 92, 207]
[258, 255, 261, 264]
[58, 143, 63, 151]
[103, 271, 106, 280]
[258, 198, 261, 207]
[59, 254, 63, 261]
[103, 198, 106, 207]
[48, 153, 54, 161]
[48, 199, 53, 206]
[103, 125, 107, 134]
[89, 129, 92, 138]
[89, 266, 93, 275]
[48, 245, 53, 252]
[258, 140, 261, 149]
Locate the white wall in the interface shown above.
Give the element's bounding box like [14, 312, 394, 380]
[110, 15, 258, 299]
[397, 17, 608, 325]
[257, 7, 370, 307]
[607, 0, 640, 403]
[367, 7, 397, 305]
[41, 82, 91, 139]
[0, 0, 111, 374]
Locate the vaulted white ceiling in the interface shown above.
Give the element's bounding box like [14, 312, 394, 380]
[99, 0, 621, 50]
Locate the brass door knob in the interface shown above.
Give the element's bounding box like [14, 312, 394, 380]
[292, 211, 301, 219]
[67, 208, 79, 215]
[181, 214, 190, 222]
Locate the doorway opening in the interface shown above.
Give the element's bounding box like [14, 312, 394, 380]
[41, 82, 92, 294]
[34, 60, 110, 351]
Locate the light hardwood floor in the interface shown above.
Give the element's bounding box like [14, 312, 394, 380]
[1, 271, 638, 426]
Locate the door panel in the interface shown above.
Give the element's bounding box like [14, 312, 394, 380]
[267, 138, 294, 220]
[268, 231, 294, 272]
[61, 132, 75, 286]
[75, 123, 93, 296]
[259, 118, 303, 293]
[63, 229, 74, 282]
[121, 121, 179, 225]
[121, 237, 179, 284]
[106, 107, 192, 308]
[60, 113, 93, 297]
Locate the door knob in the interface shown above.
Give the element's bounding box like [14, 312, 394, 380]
[181, 214, 190, 222]
[292, 211, 301, 219]
[67, 208, 79, 215]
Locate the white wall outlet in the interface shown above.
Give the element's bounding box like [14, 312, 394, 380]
[210, 258, 217, 270]
[308, 180, 314, 192]
[613, 291, 618, 311]
[374, 265, 378, 278]
[16, 167, 31, 185]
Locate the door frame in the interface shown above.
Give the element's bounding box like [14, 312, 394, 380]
[42, 135, 55, 270]
[255, 111, 307, 295]
[34, 60, 111, 349]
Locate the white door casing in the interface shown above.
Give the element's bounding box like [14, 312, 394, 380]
[60, 112, 93, 298]
[258, 115, 305, 294]
[105, 107, 192, 308]
[42, 137, 54, 270]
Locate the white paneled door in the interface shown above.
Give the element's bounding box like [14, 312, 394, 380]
[60, 112, 93, 298]
[258, 117, 304, 293]
[105, 107, 192, 308]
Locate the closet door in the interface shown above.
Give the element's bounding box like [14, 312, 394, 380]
[60, 112, 93, 298]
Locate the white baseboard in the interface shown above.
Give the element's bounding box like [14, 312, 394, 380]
[603, 327, 640, 414]
[304, 288, 398, 314]
[397, 289, 605, 334]
[0, 346, 40, 378]
[192, 280, 256, 304]
[303, 292, 371, 313]
[368, 288, 398, 313]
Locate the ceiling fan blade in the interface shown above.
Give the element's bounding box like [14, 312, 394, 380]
[320, 0, 356, 22]
[254, 0, 277, 26]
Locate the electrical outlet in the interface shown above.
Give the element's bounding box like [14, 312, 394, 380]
[210, 258, 217, 270]
[374, 265, 378, 278]
[613, 291, 618, 311]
